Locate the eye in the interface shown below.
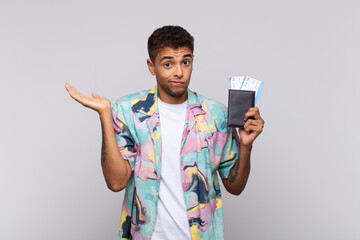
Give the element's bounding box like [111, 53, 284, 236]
[164, 62, 171, 67]
[183, 60, 190, 65]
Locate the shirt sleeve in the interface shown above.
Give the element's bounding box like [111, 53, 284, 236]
[111, 101, 137, 171]
[217, 128, 240, 179]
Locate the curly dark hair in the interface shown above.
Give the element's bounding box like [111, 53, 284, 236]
[147, 25, 194, 62]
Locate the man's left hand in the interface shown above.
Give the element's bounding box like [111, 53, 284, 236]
[238, 107, 264, 148]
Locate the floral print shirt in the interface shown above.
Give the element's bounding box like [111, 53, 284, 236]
[112, 86, 240, 240]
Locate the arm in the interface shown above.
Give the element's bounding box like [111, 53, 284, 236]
[222, 107, 264, 195]
[65, 82, 131, 192]
[99, 108, 132, 192]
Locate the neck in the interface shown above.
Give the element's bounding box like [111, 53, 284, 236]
[157, 89, 188, 104]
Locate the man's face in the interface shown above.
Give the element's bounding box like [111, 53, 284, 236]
[147, 46, 193, 104]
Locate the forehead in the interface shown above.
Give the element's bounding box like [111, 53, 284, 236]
[156, 46, 193, 61]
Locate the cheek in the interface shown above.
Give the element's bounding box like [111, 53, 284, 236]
[185, 65, 193, 73]
[156, 70, 172, 82]
[161, 71, 173, 81]
[184, 67, 193, 78]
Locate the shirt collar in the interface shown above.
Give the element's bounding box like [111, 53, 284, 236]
[142, 86, 206, 117]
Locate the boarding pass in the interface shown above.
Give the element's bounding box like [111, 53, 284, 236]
[229, 76, 264, 106]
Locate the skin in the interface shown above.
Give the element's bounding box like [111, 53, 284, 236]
[64, 83, 132, 192]
[222, 107, 264, 195]
[147, 46, 194, 104]
[64, 46, 264, 195]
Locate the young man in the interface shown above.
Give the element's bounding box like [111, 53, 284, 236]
[65, 26, 264, 240]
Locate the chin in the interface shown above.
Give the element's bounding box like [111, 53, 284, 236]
[169, 88, 187, 97]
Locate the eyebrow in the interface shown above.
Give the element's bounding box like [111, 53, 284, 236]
[183, 54, 193, 59]
[160, 54, 193, 62]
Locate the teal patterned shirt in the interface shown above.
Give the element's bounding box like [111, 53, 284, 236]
[112, 86, 240, 240]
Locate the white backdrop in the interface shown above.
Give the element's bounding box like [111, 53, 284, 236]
[1, 0, 359, 239]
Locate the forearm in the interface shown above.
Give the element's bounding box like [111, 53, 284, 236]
[223, 145, 252, 195]
[99, 109, 131, 192]
[64, 83, 131, 191]
[222, 107, 264, 195]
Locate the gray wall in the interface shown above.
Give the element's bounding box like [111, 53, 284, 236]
[1, 0, 359, 239]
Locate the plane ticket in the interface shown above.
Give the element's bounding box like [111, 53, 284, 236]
[229, 76, 264, 106]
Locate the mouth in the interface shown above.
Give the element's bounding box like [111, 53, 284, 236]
[169, 81, 185, 86]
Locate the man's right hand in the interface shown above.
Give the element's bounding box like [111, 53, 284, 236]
[64, 82, 111, 115]
[65, 82, 131, 192]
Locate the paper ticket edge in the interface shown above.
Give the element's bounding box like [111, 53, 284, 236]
[254, 81, 264, 107]
[229, 76, 264, 106]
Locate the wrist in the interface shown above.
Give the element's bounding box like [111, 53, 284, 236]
[240, 144, 252, 155]
[98, 107, 112, 119]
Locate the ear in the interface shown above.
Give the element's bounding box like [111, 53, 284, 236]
[147, 59, 156, 76]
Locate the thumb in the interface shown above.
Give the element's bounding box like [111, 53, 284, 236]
[92, 92, 100, 98]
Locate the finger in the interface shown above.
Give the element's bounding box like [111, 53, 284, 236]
[68, 84, 82, 97]
[92, 92, 100, 99]
[244, 107, 263, 122]
[243, 124, 254, 134]
[244, 107, 257, 121]
[67, 87, 82, 101]
[65, 83, 79, 99]
[243, 119, 261, 129]
[244, 117, 262, 128]
[70, 86, 88, 102]
[243, 121, 262, 134]
[64, 82, 73, 93]
[65, 82, 76, 95]
[243, 119, 252, 130]
[66, 85, 91, 105]
[248, 118, 264, 126]
[244, 124, 262, 135]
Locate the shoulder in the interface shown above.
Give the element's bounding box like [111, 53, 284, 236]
[192, 91, 229, 131]
[112, 89, 151, 110]
[195, 92, 228, 115]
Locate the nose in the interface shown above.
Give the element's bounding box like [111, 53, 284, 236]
[174, 64, 183, 78]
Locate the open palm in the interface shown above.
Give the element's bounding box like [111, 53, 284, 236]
[65, 82, 111, 114]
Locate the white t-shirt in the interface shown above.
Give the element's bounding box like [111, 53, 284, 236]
[151, 98, 192, 240]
